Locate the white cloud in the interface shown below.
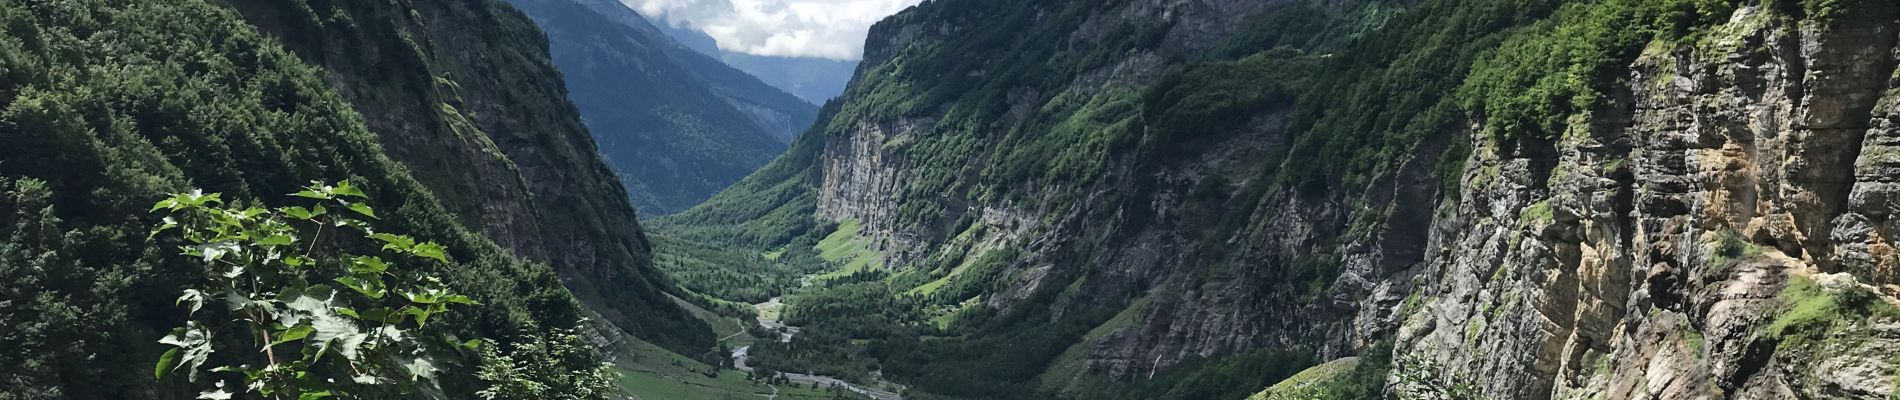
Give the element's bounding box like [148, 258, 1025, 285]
[625, 0, 921, 60]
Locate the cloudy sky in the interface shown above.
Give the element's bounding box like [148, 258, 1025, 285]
[624, 0, 923, 61]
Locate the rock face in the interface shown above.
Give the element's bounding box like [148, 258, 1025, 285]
[1397, 4, 1900, 399]
[688, 0, 1900, 397]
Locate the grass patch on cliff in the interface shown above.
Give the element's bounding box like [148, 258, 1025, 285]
[1683, 329, 1706, 359]
[1246, 340, 1392, 400]
[922, 248, 1020, 304]
[814, 219, 886, 281]
[1766, 276, 1900, 348]
[1399, 290, 1427, 319]
[1602, 156, 1627, 174]
[1706, 228, 1765, 278]
[1036, 292, 1157, 393]
[1519, 200, 1554, 224]
[1247, 357, 1360, 400]
[908, 249, 990, 296]
[905, 222, 994, 297]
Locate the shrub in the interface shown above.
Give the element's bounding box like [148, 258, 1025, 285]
[474, 329, 619, 400]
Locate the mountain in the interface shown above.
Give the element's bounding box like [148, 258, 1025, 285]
[655, 22, 858, 104]
[718, 53, 857, 104]
[504, 0, 818, 215]
[654, 20, 724, 60]
[0, 0, 708, 396]
[659, 0, 1900, 399]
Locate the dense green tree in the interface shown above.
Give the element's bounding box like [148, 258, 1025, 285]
[0, 0, 650, 397]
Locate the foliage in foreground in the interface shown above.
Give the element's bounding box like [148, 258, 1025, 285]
[0, 0, 652, 396]
[149, 182, 615, 399]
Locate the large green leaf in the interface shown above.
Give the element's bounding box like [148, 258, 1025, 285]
[154, 348, 181, 380]
[349, 256, 389, 274]
[345, 202, 377, 219]
[176, 289, 205, 315]
[410, 242, 447, 262]
[330, 181, 367, 198]
[368, 233, 416, 251]
[270, 325, 314, 347]
[335, 275, 386, 299]
[157, 322, 215, 382]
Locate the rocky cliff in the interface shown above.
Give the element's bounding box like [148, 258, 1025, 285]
[1397, 3, 1900, 399]
[670, 0, 1900, 398]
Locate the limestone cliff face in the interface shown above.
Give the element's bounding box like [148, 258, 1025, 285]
[1396, 4, 1900, 399]
[816, 117, 929, 258]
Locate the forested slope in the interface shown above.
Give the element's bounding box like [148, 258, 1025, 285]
[0, 0, 707, 396]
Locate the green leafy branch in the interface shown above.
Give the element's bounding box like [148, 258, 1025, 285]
[150, 181, 477, 400]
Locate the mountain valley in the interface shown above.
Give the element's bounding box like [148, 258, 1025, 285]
[4, 0, 1900, 399]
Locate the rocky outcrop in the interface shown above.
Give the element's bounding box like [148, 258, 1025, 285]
[1395, 4, 1900, 399]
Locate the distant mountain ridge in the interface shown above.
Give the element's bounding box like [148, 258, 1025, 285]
[654, 19, 857, 104]
[505, 0, 818, 215]
[719, 52, 857, 104]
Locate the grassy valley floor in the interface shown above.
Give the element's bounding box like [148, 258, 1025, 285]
[611, 338, 860, 400]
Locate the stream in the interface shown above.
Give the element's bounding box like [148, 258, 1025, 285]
[730, 297, 903, 400]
